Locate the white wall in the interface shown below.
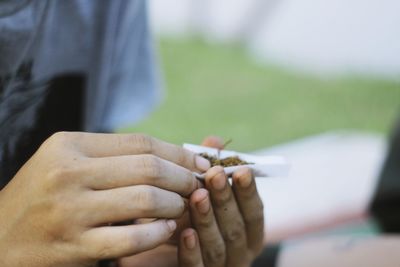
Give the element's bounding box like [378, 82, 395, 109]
[248, 0, 400, 78]
[149, 0, 400, 79]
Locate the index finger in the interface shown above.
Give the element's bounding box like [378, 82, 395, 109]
[70, 132, 211, 172]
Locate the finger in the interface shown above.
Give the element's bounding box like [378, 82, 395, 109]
[74, 133, 210, 172]
[179, 228, 204, 267]
[134, 203, 191, 246]
[86, 185, 186, 225]
[232, 167, 264, 255]
[201, 136, 225, 149]
[205, 166, 248, 267]
[83, 155, 200, 196]
[190, 189, 226, 267]
[81, 219, 177, 260]
[118, 245, 178, 267]
[169, 205, 191, 245]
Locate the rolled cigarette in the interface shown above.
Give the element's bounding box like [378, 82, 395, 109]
[183, 143, 289, 179]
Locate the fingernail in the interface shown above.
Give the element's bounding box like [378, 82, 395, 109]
[184, 233, 196, 249]
[167, 220, 177, 231]
[237, 175, 252, 188]
[195, 156, 211, 172]
[196, 196, 210, 214]
[211, 173, 226, 191]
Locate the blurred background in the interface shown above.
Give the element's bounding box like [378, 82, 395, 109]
[123, 0, 400, 152]
[122, 0, 400, 244]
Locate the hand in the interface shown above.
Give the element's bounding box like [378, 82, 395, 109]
[178, 166, 265, 267]
[117, 136, 264, 267]
[118, 167, 265, 267]
[0, 132, 210, 267]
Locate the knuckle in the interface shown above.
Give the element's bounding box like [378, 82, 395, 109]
[141, 155, 163, 179]
[44, 200, 78, 241]
[52, 200, 74, 223]
[90, 245, 114, 260]
[136, 186, 158, 213]
[80, 236, 117, 262]
[43, 131, 81, 153]
[47, 163, 79, 186]
[176, 148, 190, 166]
[245, 209, 264, 225]
[52, 164, 75, 178]
[47, 131, 74, 146]
[196, 216, 214, 229]
[128, 133, 154, 154]
[182, 175, 196, 195]
[160, 195, 185, 219]
[213, 191, 233, 207]
[175, 167, 196, 195]
[205, 245, 225, 264]
[223, 223, 245, 243]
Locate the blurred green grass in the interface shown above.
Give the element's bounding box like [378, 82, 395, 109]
[122, 38, 400, 151]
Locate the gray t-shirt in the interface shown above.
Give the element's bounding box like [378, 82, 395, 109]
[0, 0, 161, 187]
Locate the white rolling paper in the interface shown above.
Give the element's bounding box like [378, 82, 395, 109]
[183, 143, 289, 179]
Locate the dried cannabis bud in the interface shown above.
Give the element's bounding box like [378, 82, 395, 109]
[199, 153, 252, 167]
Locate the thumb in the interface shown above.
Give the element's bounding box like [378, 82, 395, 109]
[201, 136, 225, 149]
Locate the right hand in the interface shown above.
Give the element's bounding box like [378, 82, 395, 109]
[177, 167, 265, 267]
[0, 132, 210, 267]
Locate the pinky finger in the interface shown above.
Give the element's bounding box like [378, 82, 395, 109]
[81, 219, 177, 260]
[179, 228, 204, 267]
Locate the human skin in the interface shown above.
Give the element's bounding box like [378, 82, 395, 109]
[0, 132, 211, 267]
[178, 166, 265, 267]
[118, 136, 265, 267]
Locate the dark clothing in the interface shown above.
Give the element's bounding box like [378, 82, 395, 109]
[0, 75, 84, 189]
[252, 244, 281, 267]
[370, 117, 400, 232]
[0, 0, 160, 189]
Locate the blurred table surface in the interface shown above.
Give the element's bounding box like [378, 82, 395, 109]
[254, 131, 387, 242]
